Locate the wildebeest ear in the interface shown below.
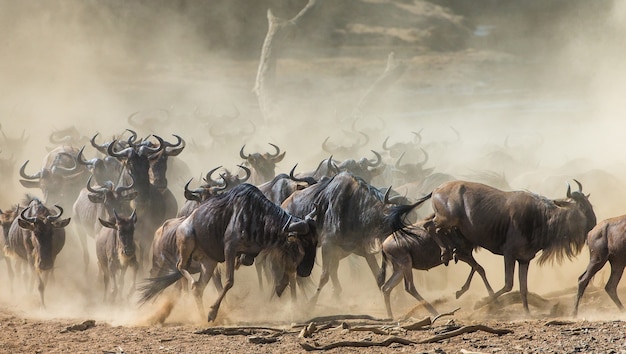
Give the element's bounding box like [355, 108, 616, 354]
[53, 218, 71, 228]
[17, 218, 35, 230]
[122, 191, 138, 201]
[88, 193, 105, 204]
[98, 218, 116, 229]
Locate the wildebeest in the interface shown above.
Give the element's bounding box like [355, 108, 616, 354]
[0, 205, 19, 285]
[96, 209, 139, 302]
[427, 180, 596, 313]
[5, 199, 70, 306]
[139, 183, 317, 322]
[281, 171, 430, 305]
[573, 215, 626, 316]
[239, 143, 285, 185]
[377, 218, 495, 318]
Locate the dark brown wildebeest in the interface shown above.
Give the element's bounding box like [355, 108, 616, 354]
[377, 218, 495, 318]
[139, 183, 317, 323]
[5, 199, 70, 307]
[281, 171, 430, 305]
[427, 180, 596, 313]
[96, 209, 139, 302]
[573, 215, 626, 316]
[239, 143, 285, 185]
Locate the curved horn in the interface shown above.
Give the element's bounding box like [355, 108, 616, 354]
[127, 111, 143, 129]
[574, 179, 583, 193]
[412, 129, 423, 144]
[290, 164, 317, 186]
[383, 186, 392, 204]
[203, 166, 223, 185]
[47, 205, 63, 222]
[267, 143, 281, 158]
[164, 134, 185, 156]
[184, 178, 204, 200]
[239, 145, 249, 160]
[125, 129, 138, 144]
[216, 174, 229, 191]
[75, 146, 95, 167]
[86, 175, 111, 194]
[142, 135, 165, 155]
[382, 136, 392, 151]
[19, 160, 41, 180]
[416, 147, 429, 167]
[367, 150, 382, 167]
[20, 206, 36, 224]
[107, 139, 134, 159]
[322, 137, 334, 154]
[90, 133, 109, 154]
[237, 164, 251, 183]
[566, 182, 572, 198]
[115, 173, 135, 194]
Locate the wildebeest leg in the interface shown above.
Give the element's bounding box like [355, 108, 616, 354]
[493, 255, 516, 299]
[380, 256, 407, 319]
[402, 264, 438, 316]
[77, 232, 89, 273]
[36, 269, 46, 308]
[207, 248, 236, 322]
[4, 257, 14, 293]
[363, 253, 381, 286]
[127, 260, 139, 298]
[175, 229, 197, 289]
[102, 268, 110, 302]
[604, 262, 625, 311]
[109, 263, 119, 302]
[212, 267, 223, 293]
[455, 254, 495, 299]
[573, 255, 607, 316]
[192, 258, 217, 316]
[518, 260, 530, 313]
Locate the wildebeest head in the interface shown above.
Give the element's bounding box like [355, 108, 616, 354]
[145, 134, 185, 190]
[392, 149, 433, 184]
[240, 143, 285, 184]
[99, 209, 137, 257]
[203, 165, 251, 189]
[283, 207, 318, 278]
[382, 131, 422, 159]
[19, 153, 85, 204]
[0, 205, 19, 238]
[17, 204, 70, 270]
[75, 146, 123, 186]
[564, 179, 597, 236]
[86, 175, 137, 216]
[336, 150, 384, 183]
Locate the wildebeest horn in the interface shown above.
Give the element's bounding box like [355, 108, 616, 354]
[215, 175, 229, 191]
[237, 164, 251, 182]
[322, 137, 334, 153]
[412, 129, 423, 144]
[268, 143, 281, 158]
[125, 129, 138, 144]
[203, 166, 223, 185]
[305, 204, 318, 222]
[86, 175, 111, 194]
[367, 150, 382, 167]
[163, 134, 185, 156]
[47, 205, 63, 222]
[19, 161, 41, 180]
[239, 145, 249, 160]
[382, 136, 391, 151]
[113, 208, 121, 221]
[115, 173, 135, 194]
[289, 164, 317, 185]
[107, 139, 134, 159]
[90, 133, 109, 154]
[574, 179, 583, 193]
[395, 152, 406, 169]
[184, 179, 204, 202]
[417, 148, 429, 166]
[143, 135, 165, 155]
[127, 111, 142, 129]
[75, 146, 96, 167]
[383, 186, 392, 204]
[357, 131, 369, 147]
[19, 206, 36, 224]
[566, 182, 572, 198]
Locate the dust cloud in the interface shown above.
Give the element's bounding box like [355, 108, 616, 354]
[0, 0, 625, 326]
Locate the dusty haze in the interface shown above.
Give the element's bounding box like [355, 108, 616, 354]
[0, 0, 625, 326]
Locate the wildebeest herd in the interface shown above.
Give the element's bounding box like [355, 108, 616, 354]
[0, 124, 625, 323]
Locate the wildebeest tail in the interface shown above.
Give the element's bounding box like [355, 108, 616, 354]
[138, 270, 183, 304]
[376, 252, 388, 289]
[386, 192, 432, 236]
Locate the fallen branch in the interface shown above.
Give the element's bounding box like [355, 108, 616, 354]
[194, 326, 288, 336]
[432, 307, 461, 325]
[60, 320, 96, 333]
[294, 314, 386, 327]
[400, 316, 432, 330]
[299, 336, 418, 351]
[418, 325, 513, 344]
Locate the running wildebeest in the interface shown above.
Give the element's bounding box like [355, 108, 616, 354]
[573, 215, 626, 316]
[5, 199, 70, 307]
[377, 218, 495, 318]
[281, 171, 431, 305]
[96, 209, 139, 302]
[239, 143, 285, 185]
[139, 183, 318, 323]
[427, 179, 596, 313]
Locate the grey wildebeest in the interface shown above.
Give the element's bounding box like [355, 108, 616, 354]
[281, 171, 430, 305]
[0, 205, 19, 286]
[5, 199, 70, 306]
[573, 215, 626, 316]
[427, 180, 596, 313]
[139, 183, 318, 323]
[377, 218, 495, 318]
[96, 209, 139, 302]
[239, 143, 285, 185]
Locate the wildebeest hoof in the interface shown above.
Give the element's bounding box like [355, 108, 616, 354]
[207, 307, 218, 322]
